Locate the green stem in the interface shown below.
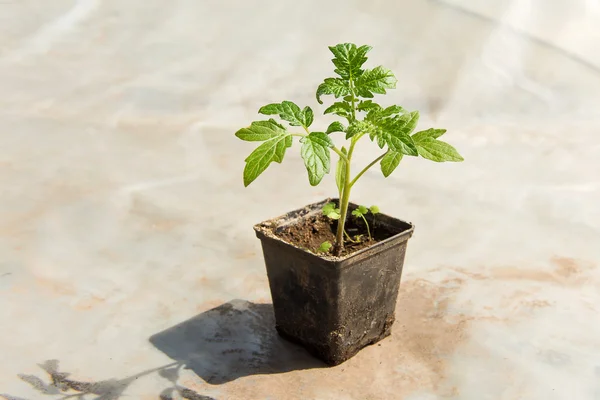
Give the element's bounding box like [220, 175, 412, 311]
[333, 73, 362, 256]
[344, 228, 357, 243]
[360, 214, 372, 241]
[350, 152, 386, 187]
[331, 146, 350, 163]
[333, 158, 352, 256]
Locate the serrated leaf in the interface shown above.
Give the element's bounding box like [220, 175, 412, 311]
[335, 146, 347, 194]
[328, 43, 372, 80]
[324, 102, 352, 118]
[243, 133, 292, 186]
[412, 128, 447, 142]
[258, 103, 283, 115]
[383, 132, 418, 156]
[258, 101, 313, 128]
[300, 132, 333, 186]
[355, 66, 397, 98]
[380, 151, 403, 177]
[318, 241, 332, 252]
[376, 111, 420, 156]
[369, 205, 380, 214]
[376, 133, 386, 149]
[382, 105, 406, 117]
[316, 78, 351, 104]
[326, 121, 346, 134]
[357, 100, 381, 112]
[343, 95, 354, 102]
[346, 120, 371, 139]
[414, 137, 464, 162]
[323, 202, 341, 219]
[357, 205, 369, 215]
[235, 119, 286, 142]
[392, 111, 420, 136]
[351, 209, 361, 217]
[302, 106, 314, 128]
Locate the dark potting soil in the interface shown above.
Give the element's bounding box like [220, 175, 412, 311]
[275, 213, 397, 256]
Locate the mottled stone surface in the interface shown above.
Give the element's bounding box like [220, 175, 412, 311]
[1, 1, 599, 399]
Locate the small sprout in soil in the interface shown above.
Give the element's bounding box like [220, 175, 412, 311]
[322, 202, 341, 220]
[370, 205, 379, 236]
[324, 202, 357, 243]
[236, 43, 464, 256]
[318, 241, 333, 253]
[352, 205, 373, 241]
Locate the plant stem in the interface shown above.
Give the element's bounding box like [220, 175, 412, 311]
[333, 157, 352, 256]
[350, 152, 386, 187]
[333, 73, 361, 256]
[360, 214, 372, 241]
[333, 134, 362, 255]
[344, 228, 357, 243]
[331, 146, 350, 163]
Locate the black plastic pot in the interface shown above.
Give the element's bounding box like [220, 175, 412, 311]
[254, 198, 414, 365]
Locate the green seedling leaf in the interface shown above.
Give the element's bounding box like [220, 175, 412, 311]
[413, 137, 464, 162]
[318, 241, 332, 253]
[323, 202, 341, 219]
[355, 66, 397, 98]
[380, 150, 403, 177]
[300, 132, 333, 186]
[316, 78, 351, 104]
[324, 102, 352, 119]
[235, 119, 286, 141]
[351, 205, 369, 217]
[346, 120, 371, 139]
[326, 121, 346, 134]
[384, 133, 418, 156]
[236, 43, 464, 254]
[302, 106, 314, 128]
[357, 100, 381, 112]
[242, 131, 292, 187]
[382, 105, 406, 117]
[393, 111, 420, 136]
[328, 43, 372, 80]
[335, 146, 347, 194]
[411, 127, 462, 161]
[377, 111, 420, 156]
[412, 128, 446, 142]
[259, 101, 314, 128]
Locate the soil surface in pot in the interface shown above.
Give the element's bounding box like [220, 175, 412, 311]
[276, 213, 398, 256]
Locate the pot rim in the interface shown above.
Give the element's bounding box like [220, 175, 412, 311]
[253, 197, 415, 262]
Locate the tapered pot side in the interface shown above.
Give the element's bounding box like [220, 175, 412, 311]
[254, 198, 414, 365]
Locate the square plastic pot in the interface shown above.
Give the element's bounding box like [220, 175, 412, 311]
[254, 198, 414, 365]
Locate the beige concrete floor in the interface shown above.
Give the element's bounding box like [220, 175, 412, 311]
[1, 0, 599, 399]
